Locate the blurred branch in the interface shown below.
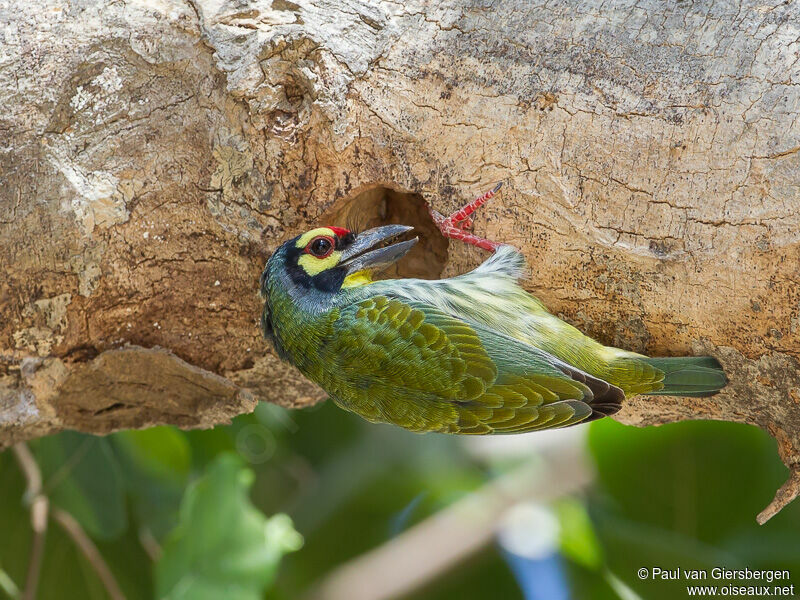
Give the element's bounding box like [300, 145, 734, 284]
[51, 509, 125, 600]
[757, 466, 800, 525]
[12, 443, 125, 600]
[138, 528, 163, 562]
[306, 447, 592, 600]
[41, 438, 92, 496]
[12, 444, 47, 600]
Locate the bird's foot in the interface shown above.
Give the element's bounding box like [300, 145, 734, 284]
[428, 182, 503, 252]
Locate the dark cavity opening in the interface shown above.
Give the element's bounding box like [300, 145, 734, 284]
[326, 186, 448, 280]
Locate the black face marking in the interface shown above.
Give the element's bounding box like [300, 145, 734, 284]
[281, 234, 348, 294]
[336, 232, 356, 250]
[311, 266, 347, 293]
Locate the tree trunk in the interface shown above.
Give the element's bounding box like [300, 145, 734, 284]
[2, 0, 799, 520]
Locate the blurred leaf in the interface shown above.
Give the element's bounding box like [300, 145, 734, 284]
[587, 419, 800, 600]
[556, 499, 603, 571]
[94, 533, 154, 600]
[590, 507, 736, 600]
[113, 427, 191, 483]
[32, 432, 126, 540]
[273, 403, 488, 598]
[558, 559, 620, 600]
[723, 528, 800, 567]
[588, 419, 787, 543]
[604, 571, 643, 600]
[0, 562, 19, 599]
[0, 451, 151, 600]
[183, 428, 237, 468]
[254, 402, 297, 434]
[112, 427, 192, 538]
[156, 453, 302, 600]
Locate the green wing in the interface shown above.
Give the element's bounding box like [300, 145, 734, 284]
[320, 296, 622, 434]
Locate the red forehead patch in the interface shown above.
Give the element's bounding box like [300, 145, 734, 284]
[327, 226, 351, 237]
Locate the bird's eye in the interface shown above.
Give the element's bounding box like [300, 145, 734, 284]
[306, 236, 334, 258]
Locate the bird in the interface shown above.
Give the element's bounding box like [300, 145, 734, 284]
[259, 184, 727, 434]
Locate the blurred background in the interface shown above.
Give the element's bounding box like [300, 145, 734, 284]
[1, 400, 798, 600]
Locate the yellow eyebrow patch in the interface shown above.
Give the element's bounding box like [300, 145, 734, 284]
[295, 227, 336, 248]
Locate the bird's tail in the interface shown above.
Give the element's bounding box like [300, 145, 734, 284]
[642, 356, 728, 397]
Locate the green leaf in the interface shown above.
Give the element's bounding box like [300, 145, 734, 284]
[590, 507, 737, 600]
[586, 419, 800, 600]
[556, 498, 604, 571]
[113, 427, 191, 483]
[32, 432, 127, 540]
[0, 451, 151, 600]
[587, 419, 788, 543]
[112, 428, 191, 539]
[0, 561, 20, 599]
[604, 570, 644, 600]
[155, 453, 302, 600]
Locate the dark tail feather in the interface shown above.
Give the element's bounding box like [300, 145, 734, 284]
[642, 356, 728, 397]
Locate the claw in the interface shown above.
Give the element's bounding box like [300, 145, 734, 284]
[457, 217, 473, 230]
[429, 183, 503, 252]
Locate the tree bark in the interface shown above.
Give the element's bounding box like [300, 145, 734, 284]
[2, 0, 799, 519]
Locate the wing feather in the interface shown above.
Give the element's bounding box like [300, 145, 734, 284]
[323, 296, 619, 433]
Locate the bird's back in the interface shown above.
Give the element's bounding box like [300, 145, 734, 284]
[368, 245, 665, 396]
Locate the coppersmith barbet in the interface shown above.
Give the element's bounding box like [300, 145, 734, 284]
[259, 185, 727, 434]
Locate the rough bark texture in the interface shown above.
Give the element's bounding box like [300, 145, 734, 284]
[2, 0, 799, 518]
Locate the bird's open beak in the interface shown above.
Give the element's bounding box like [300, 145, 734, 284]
[339, 225, 418, 274]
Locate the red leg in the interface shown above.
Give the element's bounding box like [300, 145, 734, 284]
[428, 182, 503, 252]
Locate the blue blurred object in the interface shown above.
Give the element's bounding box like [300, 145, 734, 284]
[502, 550, 571, 600]
[389, 491, 428, 537]
[498, 503, 571, 600]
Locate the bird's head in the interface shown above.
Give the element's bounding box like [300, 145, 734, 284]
[260, 224, 418, 311]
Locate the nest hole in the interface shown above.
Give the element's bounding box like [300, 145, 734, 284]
[325, 186, 448, 280]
